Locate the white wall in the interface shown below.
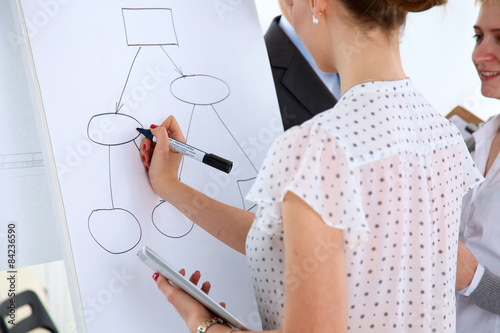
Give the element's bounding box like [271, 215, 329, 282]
[254, 0, 500, 121]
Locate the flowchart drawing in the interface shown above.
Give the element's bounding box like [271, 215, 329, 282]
[87, 8, 259, 254]
[17, 0, 281, 330]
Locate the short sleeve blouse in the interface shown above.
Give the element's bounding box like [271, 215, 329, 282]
[245, 79, 482, 331]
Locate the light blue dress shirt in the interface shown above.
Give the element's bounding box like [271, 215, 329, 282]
[278, 16, 341, 100]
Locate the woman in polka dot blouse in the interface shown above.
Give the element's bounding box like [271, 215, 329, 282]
[140, 0, 483, 332]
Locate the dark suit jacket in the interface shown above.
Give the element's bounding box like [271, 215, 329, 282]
[265, 16, 337, 131]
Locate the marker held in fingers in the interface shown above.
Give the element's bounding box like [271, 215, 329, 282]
[136, 128, 233, 174]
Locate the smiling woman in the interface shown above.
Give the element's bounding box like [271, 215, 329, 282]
[456, 1, 500, 332]
[472, 0, 500, 99]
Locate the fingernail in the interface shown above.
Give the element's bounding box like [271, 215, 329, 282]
[145, 166, 149, 173]
[150, 124, 158, 129]
[143, 144, 146, 151]
[152, 273, 159, 281]
[141, 155, 146, 162]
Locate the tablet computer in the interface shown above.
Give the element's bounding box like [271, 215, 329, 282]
[137, 246, 253, 331]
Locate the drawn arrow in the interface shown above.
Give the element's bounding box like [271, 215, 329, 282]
[115, 47, 142, 113]
[160, 45, 184, 77]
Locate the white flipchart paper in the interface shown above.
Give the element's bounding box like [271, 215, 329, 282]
[18, 1, 281, 331]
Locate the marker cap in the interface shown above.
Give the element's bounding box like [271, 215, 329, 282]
[202, 154, 233, 174]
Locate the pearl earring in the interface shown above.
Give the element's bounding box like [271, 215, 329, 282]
[312, 14, 319, 24]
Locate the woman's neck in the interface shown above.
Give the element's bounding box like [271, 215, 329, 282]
[334, 29, 407, 95]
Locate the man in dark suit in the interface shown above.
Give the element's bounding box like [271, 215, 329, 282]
[264, 15, 339, 130]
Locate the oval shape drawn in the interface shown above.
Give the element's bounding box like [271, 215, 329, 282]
[87, 113, 142, 146]
[170, 74, 230, 105]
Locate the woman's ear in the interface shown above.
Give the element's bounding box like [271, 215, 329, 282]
[311, 0, 329, 13]
[311, 0, 332, 22]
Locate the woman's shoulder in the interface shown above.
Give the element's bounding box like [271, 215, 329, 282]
[272, 112, 338, 151]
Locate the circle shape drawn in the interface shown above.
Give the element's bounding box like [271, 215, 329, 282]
[88, 208, 142, 254]
[152, 201, 194, 238]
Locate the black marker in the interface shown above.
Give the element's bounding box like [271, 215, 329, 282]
[137, 128, 233, 174]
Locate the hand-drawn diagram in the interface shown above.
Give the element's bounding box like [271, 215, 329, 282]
[87, 8, 258, 254]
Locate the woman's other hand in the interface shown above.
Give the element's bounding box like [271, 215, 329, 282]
[153, 269, 224, 332]
[456, 240, 479, 291]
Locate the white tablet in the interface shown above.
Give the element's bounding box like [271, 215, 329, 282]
[137, 246, 253, 331]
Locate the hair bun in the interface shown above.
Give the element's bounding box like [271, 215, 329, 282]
[388, 0, 447, 12]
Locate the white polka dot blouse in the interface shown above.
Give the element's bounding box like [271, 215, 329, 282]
[246, 79, 482, 332]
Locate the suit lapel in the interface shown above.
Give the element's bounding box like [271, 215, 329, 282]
[282, 54, 337, 116]
[265, 16, 337, 117]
